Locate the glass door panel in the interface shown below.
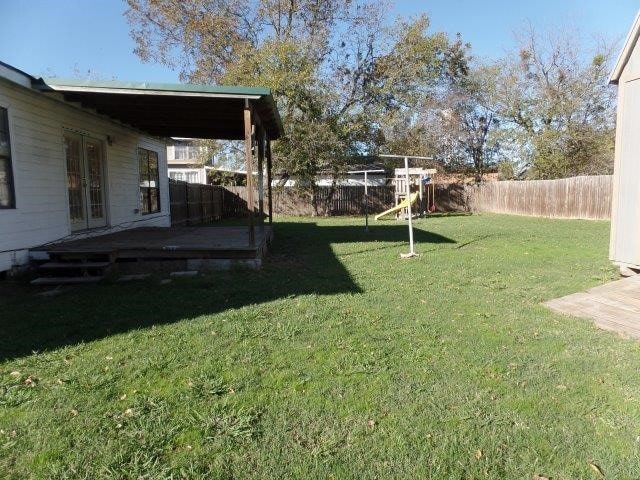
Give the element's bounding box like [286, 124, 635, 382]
[64, 134, 85, 231]
[64, 133, 107, 231]
[84, 139, 106, 228]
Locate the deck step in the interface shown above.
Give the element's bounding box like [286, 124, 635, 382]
[40, 261, 111, 269]
[49, 251, 117, 263]
[31, 276, 104, 286]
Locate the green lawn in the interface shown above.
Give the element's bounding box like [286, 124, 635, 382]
[2, 214, 639, 479]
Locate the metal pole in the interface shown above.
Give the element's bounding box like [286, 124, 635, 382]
[379, 155, 428, 258]
[404, 156, 415, 256]
[364, 170, 369, 232]
[348, 169, 383, 232]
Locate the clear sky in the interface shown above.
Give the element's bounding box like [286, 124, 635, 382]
[0, 0, 638, 83]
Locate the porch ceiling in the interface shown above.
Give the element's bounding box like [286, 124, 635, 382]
[31, 78, 283, 141]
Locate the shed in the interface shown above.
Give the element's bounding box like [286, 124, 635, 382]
[609, 11, 640, 272]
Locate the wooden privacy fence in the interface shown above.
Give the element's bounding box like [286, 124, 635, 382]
[225, 186, 259, 215]
[169, 175, 612, 223]
[273, 186, 395, 216]
[223, 185, 396, 216]
[318, 186, 395, 215]
[170, 179, 239, 225]
[467, 175, 613, 220]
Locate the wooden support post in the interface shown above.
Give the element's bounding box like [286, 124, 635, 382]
[257, 127, 265, 228]
[244, 100, 255, 247]
[266, 139, 273, 224]
[200, 185, 205, 224]
[185, 181, 190, 225]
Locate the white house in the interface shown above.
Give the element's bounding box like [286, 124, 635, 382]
[609, 11, 640, 273]
[0, 61, 170, 274]
[167, 138, 210, 184]
[0, 60, 282, 276]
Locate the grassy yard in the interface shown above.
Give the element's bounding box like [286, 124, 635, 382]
[2, 213, 640, 479]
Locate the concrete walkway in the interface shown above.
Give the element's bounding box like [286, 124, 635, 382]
[545, 275, 640, 339]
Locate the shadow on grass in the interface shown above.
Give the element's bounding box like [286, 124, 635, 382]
[428, 212, 472, 218]
[455, 234, 497, 249]
[0, 221, 455, 361]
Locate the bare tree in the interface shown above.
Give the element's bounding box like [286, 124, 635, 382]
[489, 25, 616, 178]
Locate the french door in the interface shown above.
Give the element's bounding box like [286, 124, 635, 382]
[64, 133, 107, 231]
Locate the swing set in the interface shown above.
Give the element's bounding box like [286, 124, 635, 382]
[379, 167, 437, 219]
[350, 155, 437, 258]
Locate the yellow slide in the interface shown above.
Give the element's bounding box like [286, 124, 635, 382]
[375, 192, 419, 220]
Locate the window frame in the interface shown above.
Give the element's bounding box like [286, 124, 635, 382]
[0, 105, 16, 209]
[186, 171, 199, 183]
[138, 147, 161, 215]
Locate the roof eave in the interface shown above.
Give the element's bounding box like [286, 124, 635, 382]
[32, 79, 264, 100]
[31, 76, 284, 141]
[263, 94, 285, 139]
[610, 10, 640, 84]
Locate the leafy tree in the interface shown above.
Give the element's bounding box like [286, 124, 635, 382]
[489, 26, 616, 179]
[438, 64, 501, 182]
[380, 48, 499, 182]
[126, 0, 466, 200]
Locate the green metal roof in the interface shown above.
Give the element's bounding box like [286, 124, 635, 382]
[31, 77, 283, 140]
[37, 77, 272, 97]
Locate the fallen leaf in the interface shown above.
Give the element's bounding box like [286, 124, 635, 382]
[589, 462, 604, 477]
[119, 394, 127, 401]
[9, 371, 20, 377]
[70, 409, 78, 416]
[23, 375, 37, 387]
[532, 475, 550, 480]
[368, 420, 376, 427]
[475, 449, 483, 460]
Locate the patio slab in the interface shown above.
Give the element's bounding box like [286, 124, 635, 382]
[545, 275, 640, 339]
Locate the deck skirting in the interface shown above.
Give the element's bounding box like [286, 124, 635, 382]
[31, 226, 273, 274]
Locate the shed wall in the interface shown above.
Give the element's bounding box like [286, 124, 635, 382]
[0, 78, 169, 273]
[610, 42, 640, 269]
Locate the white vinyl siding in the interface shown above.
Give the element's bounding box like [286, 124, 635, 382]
[610, 36, 640, 269]
[0, 77, 170, 272]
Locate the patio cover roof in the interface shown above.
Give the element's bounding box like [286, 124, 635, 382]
[31, 78, 283, 140]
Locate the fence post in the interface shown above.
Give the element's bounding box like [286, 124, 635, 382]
[185, 181, 190, 225]
[200, 185, 205, 224]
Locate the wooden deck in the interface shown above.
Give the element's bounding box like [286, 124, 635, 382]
[33, 226, 273, 260]
[545, 275, 640, 339]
